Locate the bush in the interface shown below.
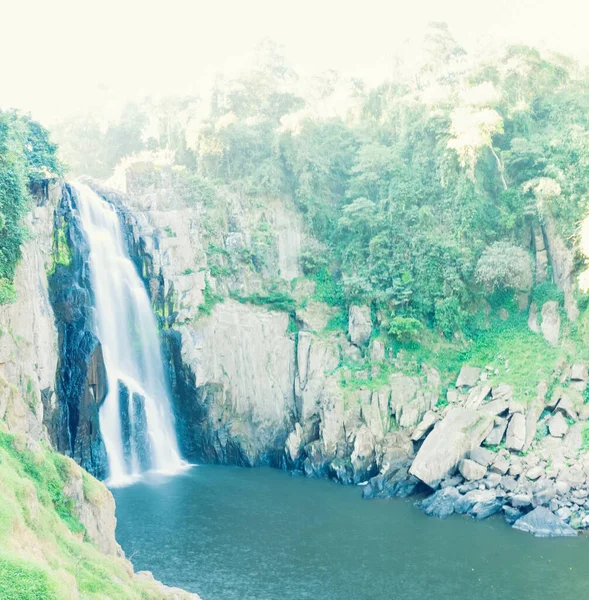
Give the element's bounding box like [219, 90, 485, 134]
[475, 242, 533, 292]
[388, 316, 423, 344]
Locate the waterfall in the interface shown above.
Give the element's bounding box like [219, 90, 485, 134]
[73, 182, 184, 486]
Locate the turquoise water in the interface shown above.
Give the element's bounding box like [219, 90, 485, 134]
[113, 465, 589, 600]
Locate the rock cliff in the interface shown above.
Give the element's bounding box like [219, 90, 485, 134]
[0, 182, 199, 599]
[96, 161, 589, 537]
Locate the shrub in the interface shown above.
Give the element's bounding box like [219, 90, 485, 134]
[475, 242, 533, 292]
[388, 316, 423, 344]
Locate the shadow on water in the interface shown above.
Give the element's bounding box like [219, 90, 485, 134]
[113, 465, 589, 600]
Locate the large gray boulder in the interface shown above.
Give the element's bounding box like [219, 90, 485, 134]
[505, 413, 526, 451]
[540, 301, 560, 346]
[459, 459, 486, 481]
[456, 365, 481, 389]
[411, 411, 438, 441]
[421, 487, 460, 518]
[571, 363, 588, 382]
[348, 305, 372, 346]
[513, 507, 577, 537]
[548, 412, 568, 438]
[469, 447, 495, 468]
[485, 417, 507, 446]
[409, 407, 494, 488]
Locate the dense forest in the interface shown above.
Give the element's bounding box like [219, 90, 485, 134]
[4, 24, 589, 357]
[50, 25, 589, 352]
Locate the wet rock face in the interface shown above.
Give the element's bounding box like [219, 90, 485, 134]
[47, 185, 108, 479]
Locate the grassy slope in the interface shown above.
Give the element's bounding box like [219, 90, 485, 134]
[0, 425, 176, 600]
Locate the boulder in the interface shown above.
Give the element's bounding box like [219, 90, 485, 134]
[484, 418, 507, 446]
[409, 408, 494, 488]
[459, 459, 487, 481]
[556, 395, 579, 421]
[511, 494, 532, 508]
[469, 447, 495, 468]
[464, 384, 491, 410]
[348, 305, 372, 346]
[411, 411, 438, 442]
[491, 457, 510, 475]
[500, 476, 518, 492]
[478, 399, 509, 416]
[503, 505, 522, 525]
[533, 486, 556, 507]
[285, 423, 305, 464]
[505, 413, 526, 451]
[470, 491, 502, 519]
[513, 507, 577, 537]
[528, 301, 540, 333]
[350, 426, 377, 483]
[540, 301, 560, 346]
[370, 340, 385, 362]
[492, 384, 514, 402]
[526, 466, 544, 481]
[523, 389, 546, 452]
[548, 412, 568, 438]
[456, 366, 481, 389]
[564, 424, 583, 452]
[571, 363, 588, 382]
[420, 487, 460, 518]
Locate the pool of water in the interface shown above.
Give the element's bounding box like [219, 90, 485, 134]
[113, 465, 589, 600]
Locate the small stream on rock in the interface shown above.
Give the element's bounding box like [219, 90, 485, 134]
[113, 465, 589, 600]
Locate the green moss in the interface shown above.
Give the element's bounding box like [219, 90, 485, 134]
[323, 310, 348, 334]
[47, 221, 72, 277]
[230, 288, 296, 313]
[198, 278, 224, 316]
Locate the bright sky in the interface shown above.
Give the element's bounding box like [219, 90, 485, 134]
[2, 0, 589, 124]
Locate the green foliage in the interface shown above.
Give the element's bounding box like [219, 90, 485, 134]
[475, 242, 533, 292]
[459, 313, 561, 399]
[231, 288, 296, 313]
[0, 431, 84, 534]
[436, 397, 449, 410]
[310, 268, 346, 308]
[0, 280, 17, 304]
[0, 110, 62, 304]
[0, 556, 60, 600]
[388, 316, 423, 344]
[47, 222, 72, 276]
[47, 30, 589, 347]
[198, 278, 224, 316]
[324, 310, 348, 334]
[532, 280, 564, 307]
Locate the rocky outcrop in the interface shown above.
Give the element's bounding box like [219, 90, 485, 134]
[175, 300, 296, 465]
[0, 185, 60, 441]
[47, 184, 108, 478]
[0, 182, 198, 598]
[96, 170, 589, 540]
[348, 305, 372, 346]
[540, 301, 560, 346]
[409, 408, 494, 487]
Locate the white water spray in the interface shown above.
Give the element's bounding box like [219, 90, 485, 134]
[73, 182, 184, 486]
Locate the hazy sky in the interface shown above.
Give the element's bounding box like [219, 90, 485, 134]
[2, 0, 588, 124]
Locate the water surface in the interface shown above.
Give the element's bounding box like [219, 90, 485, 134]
[113, 465, 589, 600]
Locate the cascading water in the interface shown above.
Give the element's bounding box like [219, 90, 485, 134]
[73, 182, 184, 486]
